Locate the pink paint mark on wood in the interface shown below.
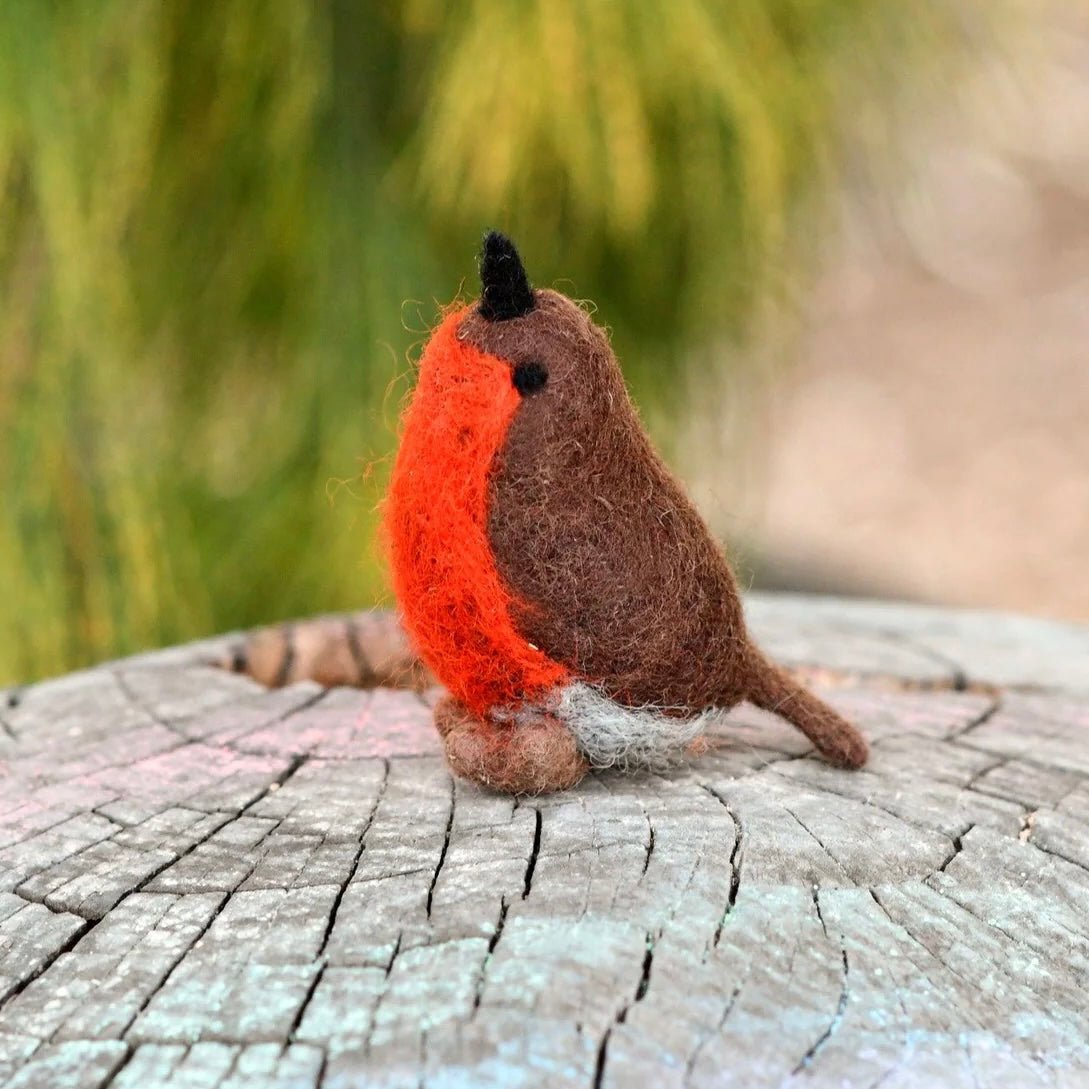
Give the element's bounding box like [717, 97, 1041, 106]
[232, 688, 442, 759]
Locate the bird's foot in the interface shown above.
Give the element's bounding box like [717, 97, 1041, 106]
[435, 696, 588, 795]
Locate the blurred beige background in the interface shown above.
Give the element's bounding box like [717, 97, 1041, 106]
[689, 6, 1089, 621]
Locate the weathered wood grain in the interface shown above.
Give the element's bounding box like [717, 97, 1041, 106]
[1, 594, 1088, 1088]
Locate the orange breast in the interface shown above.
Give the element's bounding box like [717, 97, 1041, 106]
[384, 307, 569, 715]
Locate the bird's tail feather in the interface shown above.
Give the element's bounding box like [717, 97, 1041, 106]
[746, 652, 869, 768]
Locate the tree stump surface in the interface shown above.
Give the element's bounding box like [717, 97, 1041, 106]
[2, 593, 1088, 1089]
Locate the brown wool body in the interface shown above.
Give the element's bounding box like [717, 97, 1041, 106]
[390, 232, 869, 793]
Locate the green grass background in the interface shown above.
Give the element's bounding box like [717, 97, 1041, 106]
[0, 1, 975, 684]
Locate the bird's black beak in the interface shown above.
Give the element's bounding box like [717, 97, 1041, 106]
[478, 230, 535, 321]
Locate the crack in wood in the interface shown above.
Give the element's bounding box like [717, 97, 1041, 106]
[953, 696, 1003, 739]
[352, 866, 432, 886]
[702, 787, 743, 948]
[364, 947, 403, 1059]
[426, 777, 456, 920]
[255, 753, 310, 806]
[215, 1043, 245, 1086]
[866, 1062, 903, 1089]
[522, 806, 543, 900]
[1023, 830, 1089, 875]
[111, 670, 181, 736]
[420, 779, 455, 923]
[776, 625, 986, 695]
[633, 935, 654, 1005]
[794, 947, 850, 1075]
[792, 888, 849, 1075]
[812, 883, 829, 938]
[641, 822, 655, 877]
[161, 758, 315, 901]
[12, 805, 228, 921]
[953, 739, 1089, 780]
[867, 888, 1042, 1031]
[783, 806, 852, 881]
[936, 825, 974, 875]
[863, 891, 913, 1034]
[321, 757, 390, 955]
[591, 931, 657, 1086]
[961, 755, 1009, 793]
[769, 767, 989, 848]
[879, 628, 972, 691]
[682, 981, 744, 1087]
[592, 1026, 612, 1089]
[0, 809, 120, 855]
[218, 684, 330, 755]
[91, 1042, 135, 1089]
[288, 963, 326, 1045]
[4, 755, 314, 1038]
[385, 931, 403, 978]
[472, 899, 509, 1015]
[120, 891, 233, 1042]
[9, 887, 82, 917]
[112, 666, 270, 751]
[0, 913, 92, 1012]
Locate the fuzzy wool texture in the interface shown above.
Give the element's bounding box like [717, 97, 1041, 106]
[435, 695, 588, 795]
[436, 681, 709, 793]
[385, 307, 570, 716]
[461, 291, 751, 712]
[478, 230, 536, 322]
[746, 649, 870, 769]
[385, 234, 869, 791]
[547, 682, 711, 772]
[460, 287, 868, 772]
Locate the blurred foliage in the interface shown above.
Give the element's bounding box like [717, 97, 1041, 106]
[0, 0, 975, 684]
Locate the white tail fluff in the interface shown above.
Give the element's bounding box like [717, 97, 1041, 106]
[550, 682, 711, 771]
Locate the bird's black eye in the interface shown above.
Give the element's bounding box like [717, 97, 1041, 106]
[512, 359, 548, 395]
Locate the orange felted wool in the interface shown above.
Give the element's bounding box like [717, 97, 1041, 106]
[385, 231, 869, 795]
[385, 306, 571, 718]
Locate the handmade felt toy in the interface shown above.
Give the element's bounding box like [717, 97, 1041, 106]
[384, 231, 869, 794]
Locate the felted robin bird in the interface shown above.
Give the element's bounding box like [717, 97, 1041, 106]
[383, 231, 869, 794]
